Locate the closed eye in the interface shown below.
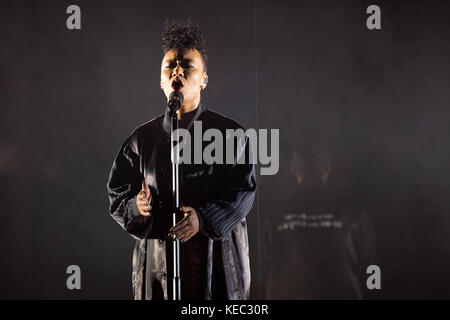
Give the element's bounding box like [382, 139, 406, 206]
[164, 65, 194, 69]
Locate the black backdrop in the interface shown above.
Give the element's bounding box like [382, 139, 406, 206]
[1, 0, 450, 299]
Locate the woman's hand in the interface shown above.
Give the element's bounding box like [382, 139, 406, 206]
[168, 206, 200, 243]
[136, 181, 152, 216]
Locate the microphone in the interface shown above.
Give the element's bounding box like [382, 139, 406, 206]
[168, 91, 183, 117]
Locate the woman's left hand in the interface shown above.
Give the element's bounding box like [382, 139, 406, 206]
[168, 206, 200, 243]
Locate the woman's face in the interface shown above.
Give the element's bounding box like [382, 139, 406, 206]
[160, 48, 207, 108]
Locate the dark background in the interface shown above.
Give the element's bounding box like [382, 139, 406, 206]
[1, 0, 450, 299]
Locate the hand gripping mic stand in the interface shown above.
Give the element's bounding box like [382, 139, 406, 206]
[167, 90, 183, 300]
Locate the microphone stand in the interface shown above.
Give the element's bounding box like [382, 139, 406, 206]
[168, 91, 183, 300]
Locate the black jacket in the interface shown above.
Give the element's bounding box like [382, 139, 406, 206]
[107, 103, 256, 299]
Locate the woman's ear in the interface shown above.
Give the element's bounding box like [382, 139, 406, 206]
[201, 74, 208, 90]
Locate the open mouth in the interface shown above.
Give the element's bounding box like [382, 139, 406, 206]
[171, 78, 184, 91]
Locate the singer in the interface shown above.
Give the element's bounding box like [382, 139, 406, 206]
[107, 18, 256, 300]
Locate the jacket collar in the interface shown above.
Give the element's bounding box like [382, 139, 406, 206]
[162, 102, 206, 135]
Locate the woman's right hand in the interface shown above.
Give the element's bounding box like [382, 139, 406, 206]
[136, 181, 152, 216]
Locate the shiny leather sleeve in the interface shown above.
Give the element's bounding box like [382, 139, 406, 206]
[107, 137, 153, 240]
[195, 135, 257, 239]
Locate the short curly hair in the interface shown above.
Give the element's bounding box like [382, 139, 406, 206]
[162, 17, 208, 70]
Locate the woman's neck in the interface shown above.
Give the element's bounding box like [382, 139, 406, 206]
[177, 98, 200, 119]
